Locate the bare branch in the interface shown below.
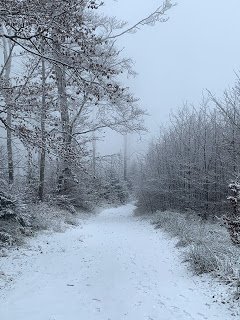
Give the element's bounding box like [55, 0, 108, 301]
[105, 1, 175, 40]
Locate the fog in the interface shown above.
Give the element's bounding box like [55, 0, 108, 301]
[99, 0, 240, 155]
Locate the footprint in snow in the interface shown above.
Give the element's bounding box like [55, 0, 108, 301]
[157, 300, 165, 307]
[183, 310, 194, 320]
[179, 294, 187, 300]
[197, 312, 208, 319]
[170, 305, 180, 312]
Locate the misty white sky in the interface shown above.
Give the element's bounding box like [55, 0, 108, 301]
[98, 0, 240, 156]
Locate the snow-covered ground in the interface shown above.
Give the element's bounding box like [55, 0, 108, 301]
[0, 204, 237, 319]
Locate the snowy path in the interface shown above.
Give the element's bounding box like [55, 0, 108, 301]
[0, 204, 236, 320]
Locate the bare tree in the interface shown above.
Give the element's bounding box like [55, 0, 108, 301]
[1, 24, 15, 185]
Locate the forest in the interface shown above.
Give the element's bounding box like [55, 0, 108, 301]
[135, 88, 240, 238]
[0, 1, 239, 319]
[134, 88, 240, 292]
[0, 0, 173, 240]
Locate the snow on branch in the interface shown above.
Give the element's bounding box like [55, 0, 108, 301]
[106, 0, 176, 40]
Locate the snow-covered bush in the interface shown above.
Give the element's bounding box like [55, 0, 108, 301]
[0, 181, 33, 246]
[0, 231, 13, 246]
[186, 244, 219, 274]
[0, 180, 81, 247]
[100, 177, 129, 205]
[49, 195, 77, 214]
[150, 210, 240, 296]
[225, 182, 240, 245]
[152, 211, 196, 246]
[28, 203, 79, 233]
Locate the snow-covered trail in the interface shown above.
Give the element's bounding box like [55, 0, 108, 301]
[0, 204, 235, 320]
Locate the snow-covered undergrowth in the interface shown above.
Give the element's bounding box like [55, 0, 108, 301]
[150, 211, 240, 299]
[0, 202, 82, 252]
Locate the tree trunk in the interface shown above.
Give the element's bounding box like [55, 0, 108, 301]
[27, 149, 33, 185]
[123, 134, 128, 181]
[2, 27, 14, 185]
[55, 61, 73, 193]
[6, 108, 13, 185]
[38, 57, 47, 201]
[92, 132, 96, 176]
[55, 64, 71, 168]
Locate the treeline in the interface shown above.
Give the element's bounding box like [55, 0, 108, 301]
[0, 0, 173, 222]
[135, 77, 240, 220]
